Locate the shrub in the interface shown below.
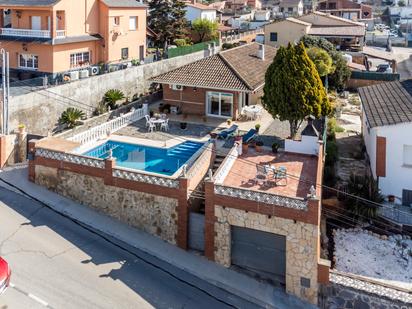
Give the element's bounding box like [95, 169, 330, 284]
[93, 101, 108, 116]
[174, 38, 190, 47]
[104, 89, 125, 110]
[59, 108, 85, 128]
[325, 140, 338, 167]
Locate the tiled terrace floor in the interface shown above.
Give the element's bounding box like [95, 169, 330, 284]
[223, 150, 318, 199]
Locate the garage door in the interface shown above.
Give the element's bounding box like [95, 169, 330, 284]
[231, 226, 286, 286]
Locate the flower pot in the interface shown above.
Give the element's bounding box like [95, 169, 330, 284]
[242, 143, 249, 154]
[388, 195, 395, 203]
[234, 135, 242, 142]
[180, 122, 187, 130]
[255, 145, 263, 153]
[210, 132, 217, 139]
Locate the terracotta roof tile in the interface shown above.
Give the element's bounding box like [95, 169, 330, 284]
[308, 26, 365, 36]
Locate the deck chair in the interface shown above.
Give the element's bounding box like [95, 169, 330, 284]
[254, 164, 268, 186]
[217, 124, 238, 140]
[242, 129, 257, 144]
[275, 166, 287, 186]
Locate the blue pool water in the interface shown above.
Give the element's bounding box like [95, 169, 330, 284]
[83, 140, 204, 176]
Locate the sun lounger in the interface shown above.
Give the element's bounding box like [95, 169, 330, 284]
[217, 124, 238, 139]
[242, 129, 257, 144]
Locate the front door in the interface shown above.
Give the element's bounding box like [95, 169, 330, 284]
[206, 92, 233, 118]
[139, 45, 144, 61]
[31, 16, 41, 30]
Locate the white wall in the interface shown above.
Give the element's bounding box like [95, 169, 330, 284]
[185, 6, 217, 22]
[285, 135, 320, 155]
[362, 109, 377, 178]
[201, 10, 217, 21]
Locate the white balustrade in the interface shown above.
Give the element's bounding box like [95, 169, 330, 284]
[56, 30, 66, 38]
[213, 145, 238, 184]
[69, 105, 147, 145]
[1, 28, 51, 38]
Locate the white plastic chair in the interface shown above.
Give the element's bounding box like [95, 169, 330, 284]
[161, 119, 169, 132]
[145, 115, 151, 128]
[148, 120, 156, 132]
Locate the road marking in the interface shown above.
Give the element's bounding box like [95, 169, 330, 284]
[9, 282, 51, 308]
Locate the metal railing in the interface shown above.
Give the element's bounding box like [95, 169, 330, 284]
[68, 105, 148, 145]
[1, 28, 51, 38]
[221, 29, 264, 44]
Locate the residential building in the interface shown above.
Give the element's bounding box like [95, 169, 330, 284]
[0, 0, 147, 78]
[274, 0, 304, 17]
[317, 0, 372, 21]
[264, 11, 365, 50]
[150, 43, 277, 120]
[359, 80, 412, 206]
[184, 1, 217, 22]
[225, 0, 262, 11]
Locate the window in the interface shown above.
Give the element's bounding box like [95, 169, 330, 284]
[207, 92, 233, 117]
[19, 54, 38, 70]
[403, 145, 412, 166]
[113, 16, 120, 26]
[288, 7, 293, 12]
[129, 16, 137, 30]
[270, 32, 278, 42]
[121, 48, 129, 60]
[70, 51, 90, 67]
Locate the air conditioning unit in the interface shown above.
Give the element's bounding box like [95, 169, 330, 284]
[89, 66, 99, 76]
[79, 69, 89, 79]
[171, 84, 183, 91]
[69, 71, 79, 81]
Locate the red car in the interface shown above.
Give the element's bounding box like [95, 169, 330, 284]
[0, 257, 11, 294]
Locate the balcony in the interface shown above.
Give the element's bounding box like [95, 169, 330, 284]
[0, 28, 66, 39]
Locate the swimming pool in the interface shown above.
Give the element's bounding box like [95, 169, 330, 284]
[83, 140, 204, 176]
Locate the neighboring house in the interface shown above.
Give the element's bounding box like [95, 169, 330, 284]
[0, 0, 147, 78]
[317, 0, 372, 21]
[206, 119, 329, 305]
[184, 0, 217, 22]
[225, 0, 249, 12]
[359, 80, 412, 206]
[254, 10, 271, 21]
[275, 0, 304, 17]
[264, 11, 365, 50]
[150, 43, 277, 120]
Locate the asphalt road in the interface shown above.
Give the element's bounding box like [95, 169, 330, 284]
[0, 187, 258, 309]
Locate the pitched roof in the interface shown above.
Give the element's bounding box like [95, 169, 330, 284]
[150, 43, 277, 91]
[101, 0, 146, 8]
[186, 2, 215, 10]
[308, 26, 365, 36]
[307, 11, 365, 26]
[0, 0, 60, 6]
[359, 80, 412, 128]
[286, 17, 311, 26]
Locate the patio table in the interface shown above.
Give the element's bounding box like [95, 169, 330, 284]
[150, 118, 166, 131]
[242, 105, 263, 120]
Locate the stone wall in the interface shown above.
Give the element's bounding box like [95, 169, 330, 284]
[9, 50, 212, 135]
[319, 272, 412, 309]
[214, 205, 320, 304]
[35, 165, 179, 244]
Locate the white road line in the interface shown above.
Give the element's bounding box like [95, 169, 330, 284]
[9, 282, 50, 307]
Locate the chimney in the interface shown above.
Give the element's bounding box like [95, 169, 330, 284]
[258, 44, 265, 60]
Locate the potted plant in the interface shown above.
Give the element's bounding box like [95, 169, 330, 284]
[388, 195, 395, 203]
[272, 142, 279, 153]
[227, 118, 232, 126]
[255, 123, 261, 132]
[242, 142, 249, 154]
[17, 124, 25, 134]
[180, 122, 187, 130]
[255, 140, 264, 152]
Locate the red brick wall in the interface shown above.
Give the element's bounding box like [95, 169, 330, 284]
[163, 85, 239, 120]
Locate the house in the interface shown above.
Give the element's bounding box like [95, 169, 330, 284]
[184, 0, 217, 23]
[150, 43, 277, 120]
[274, 0, 304, 17]
[359, 80, 412, 206]
[0, 0, 147, 78]
[317, 0, 373, 21]
[205, 120, 329, 305]
[225, 0, 262, 11]
[254, 10, 271, 21]
[264, 11, 366, 50]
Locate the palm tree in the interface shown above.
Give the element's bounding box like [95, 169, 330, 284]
[104, 89, 125, 109]
[59, 107, 85, 128]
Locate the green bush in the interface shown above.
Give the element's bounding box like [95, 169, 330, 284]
[104, 89, 125, 110]
[174, 38, 190, 47]
[59, 108, 85, 128]
[325, 140, 338, 167]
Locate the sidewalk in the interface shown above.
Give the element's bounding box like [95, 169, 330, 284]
[0, 164, 316, 309]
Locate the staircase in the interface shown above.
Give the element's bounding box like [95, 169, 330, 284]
[212, 154, 226, 173]
[167, 141, 202, 160]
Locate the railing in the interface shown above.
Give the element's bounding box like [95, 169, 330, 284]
[68, 105, 148, 145]
[221, 29, 264, 44]
[168, 40, 219, 58]
[350, 71, 400, 81]
[35, 148, 105, 169]
[378, 204, 412, 226]
[213, 145, 238, 184]
[56, 30, 66, 38]
[113, 167, 180, 188]
[1, 28, 51, 38]
[214, 184, 308, 210]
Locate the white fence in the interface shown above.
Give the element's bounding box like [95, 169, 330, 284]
[1, 28, 51, 38]
[221, 29, 264, 44]
[69, 104, 148, 145]
[213, 145, 239, 184]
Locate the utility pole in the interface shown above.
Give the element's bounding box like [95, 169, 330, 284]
[1, 48, 9, 135]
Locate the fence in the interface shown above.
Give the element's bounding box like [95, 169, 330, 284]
[350, 71, 400, 81]
[221, 29, 264, 44]
[68, 104, 148, 145]
[168, 40, 219, 59]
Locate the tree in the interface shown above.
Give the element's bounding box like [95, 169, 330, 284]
[104, 89, 125, 109]
[398, 0, 406, 6]
[262, 43, 331, 138]
[59, 108, 85, 128]
[307, 47, 335, 77]
[192, 18, 218, 42]
[148, 0, 188, 48]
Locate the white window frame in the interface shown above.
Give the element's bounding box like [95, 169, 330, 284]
[70, 51, 90, 68]
[129, 16, 137, 31]
[206, 91, 233, 118]
[403, 145, 412, 167]
[19, 54, 38, 70]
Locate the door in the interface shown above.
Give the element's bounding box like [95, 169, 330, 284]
[188, 212, 205, 252]
[402, 189, 412, 206]
[206, 92, 233, 118]
[31, 16, 41, 30]
[139, 45, 144, 61]
[231, 226, 286, 287]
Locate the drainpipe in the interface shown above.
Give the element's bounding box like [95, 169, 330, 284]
[85, 0, 87, 33]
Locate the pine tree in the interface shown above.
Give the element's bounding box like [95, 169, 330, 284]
[262, 42, 331, 139]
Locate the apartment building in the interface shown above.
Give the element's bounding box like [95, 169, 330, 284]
[0, 0, 147, 78]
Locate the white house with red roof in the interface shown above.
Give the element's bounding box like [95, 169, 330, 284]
[184, 0, 217, 22]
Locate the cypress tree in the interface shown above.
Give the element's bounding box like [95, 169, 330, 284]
[262, 42, 331, 138]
